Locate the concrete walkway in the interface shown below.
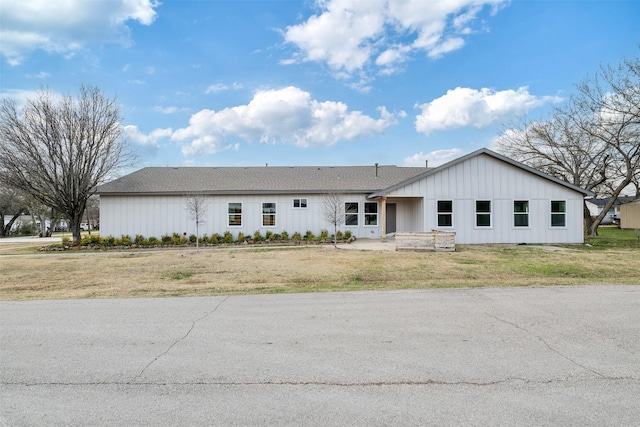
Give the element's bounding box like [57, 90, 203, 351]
[336, 237, 396, 251]
[0, 236, 62, 244]
[0, 235, 398, 251]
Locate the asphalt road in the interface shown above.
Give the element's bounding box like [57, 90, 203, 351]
[1, 286, 639, 426]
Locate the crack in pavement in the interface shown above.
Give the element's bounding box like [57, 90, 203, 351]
[3, 376, 639, 388]
[486, 313, 608, 378]
[128, 296, 230, 384]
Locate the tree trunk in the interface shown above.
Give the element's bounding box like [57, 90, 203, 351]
[583, 202, 597, 236]
[39, 217, 47, 238]
[0, 214, 19, 237]
[70, 214, 83, 243]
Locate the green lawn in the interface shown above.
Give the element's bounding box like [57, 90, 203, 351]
[584, 226, 640, 250]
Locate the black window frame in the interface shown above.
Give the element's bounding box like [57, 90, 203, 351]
[345, 202, 359, 226]
[228, 202, 242, 227]
[364, 202, 378, 226]
[437, 200, 453, 227]
[262, 202, 276, 227]
[514, 200, 529, 227]
[551, 200, 566, 227]
[475, 200, 492, 227]
[293, 198, 308, 209]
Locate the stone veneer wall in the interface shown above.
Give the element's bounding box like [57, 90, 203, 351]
[395, 231, 456, 252]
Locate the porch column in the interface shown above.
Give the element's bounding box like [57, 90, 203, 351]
[381, 196, 387, 241]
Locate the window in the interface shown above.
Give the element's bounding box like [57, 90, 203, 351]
[293, 198, 307, 208]
[262, 202, 276, 227]
[514, 201, 529, 227]
[228, 203, 242, 226]
[437, 200, 453, 227]
[551, 201, 566, 227]
[364, 202, 378, 225]
[345, 202, 358, 226]
[476, 200, 491, 227]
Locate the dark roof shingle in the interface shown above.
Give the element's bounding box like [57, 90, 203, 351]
[96, 165, 429, 195]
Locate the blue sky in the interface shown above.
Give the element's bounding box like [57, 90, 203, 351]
[1, 0, 638, 169]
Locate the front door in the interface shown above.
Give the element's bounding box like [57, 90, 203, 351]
[386, 203, 396, 234]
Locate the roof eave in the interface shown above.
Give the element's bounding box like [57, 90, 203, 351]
[96, 189, 382, 197]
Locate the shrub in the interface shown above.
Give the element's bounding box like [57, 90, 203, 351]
[61, 236, 71, 246]
[336, 230, 344, 240]
[13, 223, 35, 236]
[223, 231, 233, 244]
[344, 230, 352, 239]
[304, 230, 315, 240]
[319, 229, 329, 239]
[148, 236, 159, 245]
[253, 230, 262, 241]
[161, 234, 172, 244]
[81, 234, 101, 246]
[101, 235, 115, 246]
[280, 230, 289, 240]
[134, 234, 147, 245]
[171, 232, 183, 245]
[199, 234, 208, 244]
[292, 231, 302, 241]
[264, 230, 274, 241]
[189, 234, 197, 243]
[237, 232, 246, 242]
[209, 233, 220, 244]
[120, 234, 132, 246]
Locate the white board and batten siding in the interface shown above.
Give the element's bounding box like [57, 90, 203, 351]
[386, 154, 585, 244]
[100, 193, 380, 240]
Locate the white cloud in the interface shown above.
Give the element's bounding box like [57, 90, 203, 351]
[205, 82, 244, 94]
[171, 86, 404, 156]
[415, 87, 563, 135]
[26, 71, 51, 79]
[403, 148, 464, 167]
[426, 37, 465, 59]
[0, 89, 42, 108]
[0, 0, 160, 64]
[153, 106, 190, 114]
[124, 125, 172, 148]
[283, 0, 507, 78]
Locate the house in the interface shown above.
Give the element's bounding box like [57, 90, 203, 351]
[96, 149, 593, 244]
[586, 196, 637, 224]
[620, 198, 640, 229]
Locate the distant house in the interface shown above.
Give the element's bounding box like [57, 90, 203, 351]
[620, 198, 640, 229]
[586, 196, 637, 224]
[2, 215, 69, 234]
[96, 149, 593, 244]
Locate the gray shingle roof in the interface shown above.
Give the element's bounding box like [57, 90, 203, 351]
[96, 165, 430, 195]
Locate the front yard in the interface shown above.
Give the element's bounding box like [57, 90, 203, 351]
[0, 235, 638, 300]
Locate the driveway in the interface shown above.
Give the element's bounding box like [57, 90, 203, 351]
[1, 286, 639, 426]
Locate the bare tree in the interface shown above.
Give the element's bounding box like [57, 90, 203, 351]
[496, 113, 610, 234]
[25, 197, 51, 237]
[186, 194, 207, 252]
[496, 54, 640, 236]
[321, 193, 345, 248]
[0, 187, 26, 237]
[0, 86, 134, 243]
